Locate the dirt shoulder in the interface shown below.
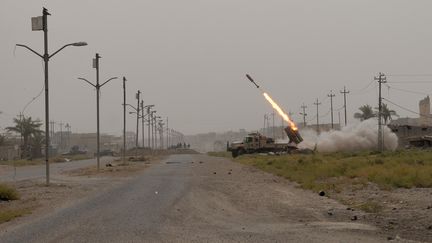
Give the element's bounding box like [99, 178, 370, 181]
[160, 155, 385, 242]
[0, 156, 161, 230]
[334, 183, 432, 242]
[217, 151, 432, 242]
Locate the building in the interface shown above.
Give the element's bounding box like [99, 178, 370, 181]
[388, 96, 432, 147]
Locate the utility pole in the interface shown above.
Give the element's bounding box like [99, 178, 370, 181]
[281, 117, 284, 139]
[65, 123, 71, 151]
[166, 117, 169, 149]
[78, 53, 117, 170]
[141, 100, 145, 149]
[328, 91, 335, 129]
[271, 112, 275, 139]
[263, 114, 267, 136]
[122, 77, 126, 164]
[338, 112, 341, 130]
[300, 104, 307, 128]
[151, 113, 155, 149]
[340, 86, 350, 126]
[314, 98, 321, 133]
[43, 8, 50, 184]
[59, 122, 63, 150]
[135, 90, 141, 150]
[16, 8, 87, 185]
[147, 107, 151, 149]
[375, 72, 387, 151]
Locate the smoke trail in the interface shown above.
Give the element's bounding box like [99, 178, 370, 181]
[298, 119, 398, 152]
[262, 92, 298, 130]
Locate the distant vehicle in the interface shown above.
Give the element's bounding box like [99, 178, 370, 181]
[62, 145, 87, 156]
[227, 126, 303, 158]
[95, 149, 115, 157]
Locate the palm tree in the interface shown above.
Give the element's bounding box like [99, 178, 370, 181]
[6, 116, 43, 158]
[30, 132, 45, 158]
[375, 103, 398, 125]
[354, 104, 376, 121]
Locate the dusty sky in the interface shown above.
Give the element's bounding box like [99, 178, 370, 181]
[1, 0, 432, 135]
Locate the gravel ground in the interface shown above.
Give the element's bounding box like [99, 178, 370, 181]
[334, 182, 432, 242]
[0, 154, 391, 242]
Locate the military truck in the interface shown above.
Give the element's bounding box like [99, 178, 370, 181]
[227, 126, 303, 158]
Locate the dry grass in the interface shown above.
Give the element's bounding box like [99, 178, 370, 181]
[0, 184, 19, 201]
[223, 149, 432, 191]
[207, 151, 232, 158]
[0, 208, 32, 224]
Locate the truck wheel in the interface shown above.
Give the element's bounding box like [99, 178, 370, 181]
[237, 149, 245, 156]
[232, 149, 239, 158]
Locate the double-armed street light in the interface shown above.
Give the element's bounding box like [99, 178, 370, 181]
[78, 53, 118, 171]
[141, 103, 154, 148]
[145, 105, 155, 149]
[16, 8, 87, 185]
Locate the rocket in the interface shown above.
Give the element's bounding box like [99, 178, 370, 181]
[245, 74, 260, 89]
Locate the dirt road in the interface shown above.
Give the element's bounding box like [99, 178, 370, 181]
[0, 154, 387, 242]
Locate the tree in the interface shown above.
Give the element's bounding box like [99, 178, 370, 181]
[30, 132, 45, 158]
[6, 116, 43, 158]
[0, 134, 4, 146]
[354, 104, 376, 121]
[375, 103, 398, 125]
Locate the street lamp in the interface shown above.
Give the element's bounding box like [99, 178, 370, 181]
[154, 115, 161, 149]
[135, 91, 141, 150]
[16, 8, 87, 185]
[149, 110, 156, 149]
[78, 53, 118, 171]
[142, 104, 153, 148]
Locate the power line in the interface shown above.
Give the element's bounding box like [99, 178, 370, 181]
[382, 97, 429, 118]
[350, 80, 375, 94]
[385, 84, 430, 96]
[387, 74, 432, 77]
[21, 85, 44, 114]
[388, 81, 432, 84]
[351, 84, 378, 96]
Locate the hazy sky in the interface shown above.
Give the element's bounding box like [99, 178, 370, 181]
[1, 0, 432, 135]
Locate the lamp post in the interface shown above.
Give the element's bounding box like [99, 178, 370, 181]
[78, 53, 118, 171]
[16, 8, 87, 185]
[135, 90, 141, 150]
[147, 107, 155, 149]
[154, 115, 161, 149]
[141, 104, 154, 148]
[150, 110, 157, 149]
[122, 77, 126, 164]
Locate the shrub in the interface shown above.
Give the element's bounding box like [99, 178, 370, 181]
[0, 184, 19, 201]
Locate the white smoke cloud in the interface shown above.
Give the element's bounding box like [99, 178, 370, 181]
[297, 119, 398, 152]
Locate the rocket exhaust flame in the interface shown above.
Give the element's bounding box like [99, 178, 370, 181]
[244, 73, 303, 144]
[263, 92, 298, 131]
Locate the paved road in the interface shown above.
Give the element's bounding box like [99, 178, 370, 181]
[0, 154, 386, 242]
[0, 157, 113, 182]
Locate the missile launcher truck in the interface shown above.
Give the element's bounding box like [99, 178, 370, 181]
[227, 126, 303, 158]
